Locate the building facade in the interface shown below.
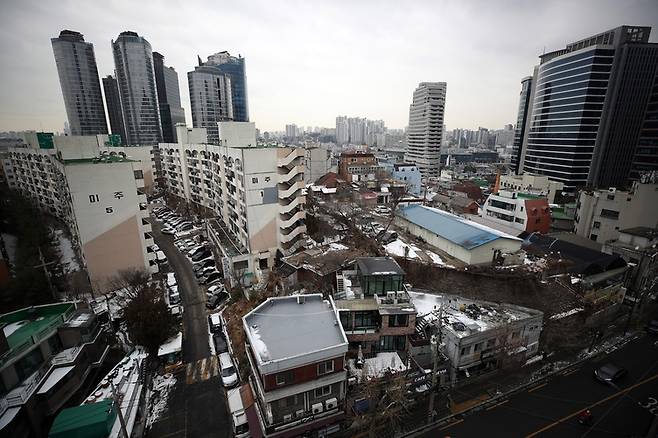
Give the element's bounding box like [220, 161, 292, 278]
[160, 123, 306, 282]
[482, 191, 552, 234]
[4, 133, 155, 291]
[0, 303, 108, 437]
[204, 51, 249, 122]
[102, 75, 127, 144]
[518, 26, 658, 191]
[574, 181, 658, 245]
[406, 82, 447, 178]
[338, 152, 380, 183]
[112, 31, 162, 146]
[153, 52, 185, 143]
[390, 163, 421, 195]
[51, 30, 107, 136]
[188, 59, 234, 145]
[511, 76, 533, 174]
[304, 146, 330, 184]
[499, 173, 564, 204]
[603, 227, 658, 298]
[243, 294, 348, 437]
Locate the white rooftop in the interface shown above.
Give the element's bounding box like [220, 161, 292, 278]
[243, 294, 348, 374]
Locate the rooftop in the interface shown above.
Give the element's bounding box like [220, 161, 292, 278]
[397, 205, 520, 250]
[49, 399, 116, 438]
[282, 243, 368, 276]
[1, 302, 75, 365]
[63, 156, 136, 165]
[410, 290, 542, 339]
[619, 227, 658, 239]
[243, 294, 347, 371]
[356, 257, 404, 276]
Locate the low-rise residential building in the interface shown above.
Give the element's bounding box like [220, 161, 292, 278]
[335, 257, 417, 355]
[482, 190, 551, 234]
[304, 146, 330, 185]
[411, 291, 543, 383]
[338, 152, 381, 184]
[379, 161, 422, 195]
[499, 173, 564, 204]
[4, 134, 156, 291]
[395, 205, 523, 265]
[574, 182, 658, 245]
[432, 192, 479, 215]
[0, 303, 108, 437]
[160, 123, 307, 284]
[603, 227, 658, 299]
[243, 294, 348, 437]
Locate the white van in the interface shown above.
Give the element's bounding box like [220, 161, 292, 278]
[227, 386, 250, 438]
[219, 352, 238, 387]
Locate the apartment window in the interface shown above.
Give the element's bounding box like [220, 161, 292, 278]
[275, 370, 294, 386]
[460, 345, 471, 356]
[380, 335, 406, 351]
[593, 221, 601, 229]
[259, 258, 268, 269]
[515, 217, 525, 224]
[314, 385, 332, 398]
[389, 314, 409, 327]
[474, 342, 483, 352]
[133, 170, 143, 179]
[607, 194, 615, 200]
[252, 177, 258, 184]
[590, 234, 598, 241]
[317, 360, 334, 376]
[600, 209, 619, 220]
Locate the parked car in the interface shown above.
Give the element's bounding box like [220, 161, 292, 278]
[169, 292, 181, 305]
[202, 272, 223, 285]
[187, 245, 207, 258]
[161, 227, 175, 235]
[196, 266, 217, 279]
[219, 352, 238, 387]
[206, 294, 223, 309]
[214, 333, 229, 354]
[155, 250, 167, 263]
[192, 250, 212, 262]
[208, 313, 222, 333]
[207, 284, 225, 298]
[166, 272, 177, 286]
[594, 363, 627, 384]
[150, 243, 160, 252]
[193, 257, 215, 270]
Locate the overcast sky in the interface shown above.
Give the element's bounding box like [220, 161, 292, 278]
[1, 0, 657, 134]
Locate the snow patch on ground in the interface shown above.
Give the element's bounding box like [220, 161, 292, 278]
[250, 326, 270, 361]
[146, 373, 176, 429]
[348, 352, 407, 382]
[329, 242, 349, 251]
[53, 229, 80, 273]
[549, 308, 584, 320]
[1, 233, 17, 264]
[385, 239, 419, 259]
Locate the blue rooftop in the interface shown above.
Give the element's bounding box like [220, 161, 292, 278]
[397, 205, 519, 250]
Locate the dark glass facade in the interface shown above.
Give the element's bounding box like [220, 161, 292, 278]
[112, 31, 162, 146]
[511, 76, 533, 174]
[523, 48, 615, 189]
[102, 75, 126, 144]
[51, 30, 108, 136]
[188, 66, 233, 144]
[215, 58, 249, 122]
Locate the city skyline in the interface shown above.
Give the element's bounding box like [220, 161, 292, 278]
[1, 0, 657, 134]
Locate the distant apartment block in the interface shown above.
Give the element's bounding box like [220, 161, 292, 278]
[3, 133, 156, 290]
[406, 82, 447, 178]
[574, 181, 658, 245]
[482, 190, 552, 234]
[303, 146, 330, 184]
[160, 123, 306, 283]
[335, 257, 417, 355]
[0, 303, 108, 437]
[338, 152, 381, 184]
[243, 294, 348, 437]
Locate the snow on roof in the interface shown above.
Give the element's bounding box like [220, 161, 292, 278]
[37, 365, 74, 394]
[549, 308, 584, 320]
[158, 332, 182, 357]
[360, 352, 407, 379]
[243, 295, 347, 371]
[397, 205, 521, 250]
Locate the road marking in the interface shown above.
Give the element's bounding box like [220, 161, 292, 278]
[528, 383, 547, 393]
[486, 400, 509, 411]
[526, 371, 658, 437]
[562, 368, 579, 376]
[439, 418, 464, 430]
[185, 357, 218, 384]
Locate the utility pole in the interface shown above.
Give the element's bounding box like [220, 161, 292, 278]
[110, 381, 129, 438]
[35, 246, 57, 300]
[427, 304, 443, 423]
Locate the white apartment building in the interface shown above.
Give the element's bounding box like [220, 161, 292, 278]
[481, 190, 551, 234]
[4, 133, 155, 291]
[161, 123, 306, 283]
[406, 82, 447, 178]
[303, 146, 330, 184]
[499, 173, 564, 204]
[574, 182, 658, 245]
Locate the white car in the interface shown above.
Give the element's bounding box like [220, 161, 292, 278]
[161, 227, 175, 235]
[219, 352, 238, 387]
[155, 251, 167, 263]
[150, 243, 160, 252]
[167, 272, 177, 288]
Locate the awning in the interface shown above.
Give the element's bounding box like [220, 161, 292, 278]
[38, 365, 75, 395]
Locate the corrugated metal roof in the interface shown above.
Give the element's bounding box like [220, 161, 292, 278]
[397, 205, 520, 250]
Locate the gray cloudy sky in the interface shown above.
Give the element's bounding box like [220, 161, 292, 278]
[1, 0, 657, 133]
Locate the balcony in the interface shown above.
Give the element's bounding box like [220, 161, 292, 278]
[278, 181, 304, 200]
[279, 225, 306, 243]
[279, 210, 306, 228]
[277, 148, 305, 167]
[278, 165, 304, 184]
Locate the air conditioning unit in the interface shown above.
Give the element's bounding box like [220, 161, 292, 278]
[386, 291, 396, 300]
[283, 414, 292, 422]
[295, 409, 305, 418]
[325, 398, 338, 410]
[311, 403, 324, 414]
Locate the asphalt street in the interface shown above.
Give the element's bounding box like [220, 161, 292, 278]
[147, 220, 230, 438]
[419, 335, 658, 437]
